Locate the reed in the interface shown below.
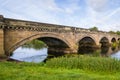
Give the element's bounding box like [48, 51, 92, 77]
[46, 55, 120, 73]
[1, 57, 120, 80]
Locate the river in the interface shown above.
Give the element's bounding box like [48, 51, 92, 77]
[10, 46, 120, 63]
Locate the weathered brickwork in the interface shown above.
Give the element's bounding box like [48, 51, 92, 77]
[0, 15, 120, 56]
[0, 29, 4, 55]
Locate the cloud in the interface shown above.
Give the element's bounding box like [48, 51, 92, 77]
[0, 0, 62, 24]
[83, 0, 120, 31]
[55, 0, 81, 14]
[101, 8, 120, 21]
[0, 0, 120, 31]
[86, 0, 108, 12]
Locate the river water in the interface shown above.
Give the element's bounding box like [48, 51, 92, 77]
[10, 47, 48, 63]
[10, 47, 120, 63]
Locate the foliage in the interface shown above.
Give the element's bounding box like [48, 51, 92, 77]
[22, 39, 47, 50]
[109, 31, 120, 35]
[89, 26, 98, 31]
[111, 42, 118, 48]
[116, 31, 120, 35]
[0, 61, 120, 80]
[46, 55, 120, 73]
[109, 31, 116, 34]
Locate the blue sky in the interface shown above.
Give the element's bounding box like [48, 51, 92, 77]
[0, 0, 120, 31]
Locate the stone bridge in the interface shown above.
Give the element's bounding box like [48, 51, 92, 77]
[0, 15, 120, 56]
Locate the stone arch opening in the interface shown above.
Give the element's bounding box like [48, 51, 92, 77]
[118, 38, 120, 41]
[118, 38, 120, 47]
[111, 38, 117, 50]
[99, 37, 109, 47]
[8, 33, 72, 56]
[111, 38, 116, 43]
[78, 36, 97, 54]
[37, 37, 70, 56]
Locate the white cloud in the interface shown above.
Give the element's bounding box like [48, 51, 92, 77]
[55, 0, 81, 14]
[0, 0, 120, 31]
[100, 8, 120, 22]
[0, 0, 62, 24]
[83, 0, 120, 31]
[86, 0, 108, 12]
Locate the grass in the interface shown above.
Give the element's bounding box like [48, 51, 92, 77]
[1, 56, 120, 80]
[46, 55, 120, 73]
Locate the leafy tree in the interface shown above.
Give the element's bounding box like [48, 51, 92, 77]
[22, 40, 47, 50]
[116, 31, 120, 35]
[89, 26, 98, 31]
[109, 31, 120, 35]
[109, 31, 116, 34]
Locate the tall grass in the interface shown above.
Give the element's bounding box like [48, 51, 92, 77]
[46, 55, 120, 73]
[1, 62, 119, 80]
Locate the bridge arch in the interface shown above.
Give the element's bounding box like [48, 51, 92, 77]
[111, 37, 116, 43]
[78, 36, 96, 45]
[99, 37, 109, 47]
[77, 35, 97, 45]
[77, 36, 97, 54]
[118, 38, 120, 41]
[7, 32, 72, 55]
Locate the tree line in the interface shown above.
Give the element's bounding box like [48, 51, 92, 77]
[89, 26, 120, 35]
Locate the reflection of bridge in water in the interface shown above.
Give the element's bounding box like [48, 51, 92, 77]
[100, 46, 120, 57]
[0, 15, 120, 56]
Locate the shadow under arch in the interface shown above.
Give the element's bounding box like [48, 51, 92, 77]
[7, 33, 72, 56]
[111, 37, 116, 43]
[118, 38, 120, 48]
[118, 38, 120, 41]
[99, 37, 110, 47]
[37, 37, 70, 56]
[78, 36, 97, 54]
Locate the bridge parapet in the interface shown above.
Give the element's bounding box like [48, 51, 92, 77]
[0, 16, 118, 38]
[3, 17, 116, 37]
[3, 17, 120, 42]
[4, 18, 74, 33]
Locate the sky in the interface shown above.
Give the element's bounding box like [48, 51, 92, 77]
[0, 0, 120, 31]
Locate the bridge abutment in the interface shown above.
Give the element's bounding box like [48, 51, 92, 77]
[0, 15, 5, 56]
[0, 29, 4, 56]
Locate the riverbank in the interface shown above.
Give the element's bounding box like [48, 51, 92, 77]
[0, 55, 8, 61]
[1, 56, 120, 80]
[0, 61, 120, 80]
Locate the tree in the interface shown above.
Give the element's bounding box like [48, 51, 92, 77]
[109, 31, 120, 35]
[116, 31, 120, 35]
[89, 26, 98, 31]
[109, 31, 116, 34]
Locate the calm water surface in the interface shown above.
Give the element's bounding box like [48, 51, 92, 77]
[111, 51, 120, 59]
[10, 47, 120, 63]
[10, 47, 48, 63]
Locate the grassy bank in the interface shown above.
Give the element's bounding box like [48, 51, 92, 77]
[1, 56, 120, 80]
[46, 55, 120, 73]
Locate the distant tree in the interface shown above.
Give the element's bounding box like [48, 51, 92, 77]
[116, 31, 120, 35]
[109, 31, 120, 35]
[109, 31, 116, 34]
[89, 26, 98, 31]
